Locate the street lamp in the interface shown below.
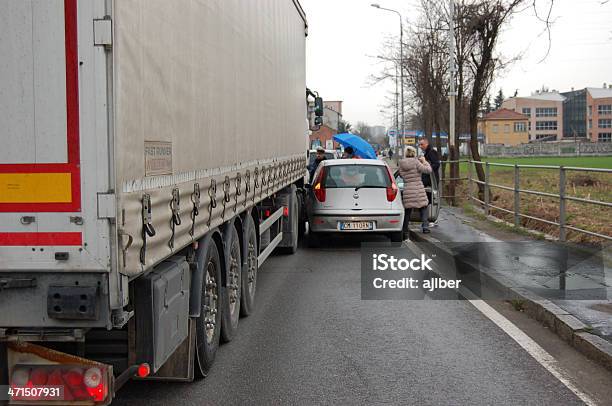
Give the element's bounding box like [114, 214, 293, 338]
[371, 3, 405, 158]
[376, 55, 399, 146]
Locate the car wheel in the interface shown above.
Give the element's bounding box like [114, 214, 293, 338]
[308, 230, 321, 248]
[389, 231, 404, 243]
[297, 192, 307, 239]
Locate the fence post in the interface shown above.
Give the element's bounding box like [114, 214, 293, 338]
[467, 160, 473, 203]
[514, 164, 520, 228]
[559, 166, 566, 242]
[484, 162, 490, 216]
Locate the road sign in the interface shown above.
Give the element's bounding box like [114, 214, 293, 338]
[388, 129, 398, 148]
[403, 137, 416, 145]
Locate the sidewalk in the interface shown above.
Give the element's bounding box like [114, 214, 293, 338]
[409, 206, 612, 370]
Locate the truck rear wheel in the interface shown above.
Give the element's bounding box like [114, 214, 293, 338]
[195, 238, 222, 378]
[240, 214, 258, 316]
[221, 224, 242, 342]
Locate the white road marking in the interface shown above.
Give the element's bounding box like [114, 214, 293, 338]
[403, 240, 599, 406]
[467, 298, 597, 406]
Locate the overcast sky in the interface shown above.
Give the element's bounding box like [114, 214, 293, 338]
[301, 0, 612, 128]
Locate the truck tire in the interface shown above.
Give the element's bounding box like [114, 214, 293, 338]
[279, 185, 299, 254]
[194, 237, 222, 378]
[221, 224, 242, 342]
[240, 214, 258, 317]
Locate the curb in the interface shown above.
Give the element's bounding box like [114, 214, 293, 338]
[408, 228, 612, 373]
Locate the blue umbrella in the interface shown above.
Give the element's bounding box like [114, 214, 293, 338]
[333, 133, 377, 160]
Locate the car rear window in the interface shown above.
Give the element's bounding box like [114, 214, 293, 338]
[308, 153, 335, 166]
[323, 165, 390, 189]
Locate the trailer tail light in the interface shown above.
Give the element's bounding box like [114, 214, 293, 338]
[385, 166, 399, 202]
[137, 363, 151, 378]
[313, 167, 326, 202]
[9, 364, 109, 403]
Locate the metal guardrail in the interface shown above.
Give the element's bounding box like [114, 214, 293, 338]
[439, 159, 612, 242]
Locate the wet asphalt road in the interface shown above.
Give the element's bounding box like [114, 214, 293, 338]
[114, 235, 584, 406]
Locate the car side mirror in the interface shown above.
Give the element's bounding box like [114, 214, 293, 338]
[314, 97, 324, 117]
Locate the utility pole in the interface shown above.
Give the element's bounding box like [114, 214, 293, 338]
[395, 63, 399, 137]
[448, 0, 457, 203]
[399, 15, 405, 159]
[395, 63, 400, 161]
[449, 0, 456, 157]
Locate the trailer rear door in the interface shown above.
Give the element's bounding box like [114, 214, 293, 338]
[0, 0, 112, 272]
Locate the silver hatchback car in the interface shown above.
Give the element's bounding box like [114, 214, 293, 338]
[306, 159, 405, 245]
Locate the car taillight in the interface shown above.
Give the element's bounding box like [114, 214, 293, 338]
[386, 183, 398, 202]
[385, 166, 399, 202]
[313, 167, 326, 202]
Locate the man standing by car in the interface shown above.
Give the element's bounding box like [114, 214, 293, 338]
[418, 137, 440, 181]
[418, 137, 440, 226]
[308, 146, 327, 183]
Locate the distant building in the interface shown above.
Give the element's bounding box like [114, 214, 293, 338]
[586, 87, 612, 143]
[478, 108, 530, 146]
[309, 101, 343, 149]
[323, 101, 343, 115]
[561, 89, 588, 139]
[501, 92, 565, 142]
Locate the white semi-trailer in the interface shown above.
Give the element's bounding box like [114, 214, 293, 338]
[0, 1, 321, 403]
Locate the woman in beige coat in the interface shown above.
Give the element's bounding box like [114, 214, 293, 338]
[399, 146, 432, 237]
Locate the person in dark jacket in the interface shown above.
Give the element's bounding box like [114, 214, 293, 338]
[418, 137, 440, 209]
[308, 146, 327, 183]
[418, 138, 440, 181]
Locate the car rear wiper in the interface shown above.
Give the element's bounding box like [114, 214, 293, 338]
[354, 186, 386, 191]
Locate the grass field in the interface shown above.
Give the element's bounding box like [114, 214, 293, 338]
[458, 156, 612, 174]
[445, 155, 612, 244]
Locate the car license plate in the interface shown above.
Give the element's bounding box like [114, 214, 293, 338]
[339, 221, 374, 231]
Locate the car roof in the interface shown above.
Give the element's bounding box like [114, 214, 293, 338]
[321, 159, 388, 167]
[309, 149, 336, 153]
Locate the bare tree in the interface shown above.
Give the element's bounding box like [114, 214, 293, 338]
[379, 0, 555, 203]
